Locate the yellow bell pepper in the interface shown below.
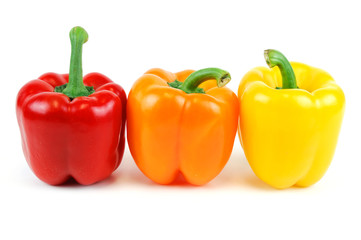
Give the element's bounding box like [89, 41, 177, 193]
[238, 50, 345, 189]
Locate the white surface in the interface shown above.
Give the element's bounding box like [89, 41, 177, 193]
[1, 0, 360, 239]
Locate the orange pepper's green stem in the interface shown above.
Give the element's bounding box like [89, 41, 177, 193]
[264, 49, 298, 89]
[169, 68, 231, 94]
[61, 26, 94, 99]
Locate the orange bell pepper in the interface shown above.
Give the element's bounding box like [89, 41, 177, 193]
[127, 68, 239, 185]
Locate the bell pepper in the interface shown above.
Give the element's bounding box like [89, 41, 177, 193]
[127, 68, 239, 185]
[238, 49, 345, 189]
[16, 27, 126, 185]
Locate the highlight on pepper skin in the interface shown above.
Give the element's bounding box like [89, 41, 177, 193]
[237, 49, 345, 189]
[127, 68, 239, 185]
[16, 26, 127, 185]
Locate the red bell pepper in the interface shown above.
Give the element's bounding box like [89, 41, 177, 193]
[16, 27, 126, 185]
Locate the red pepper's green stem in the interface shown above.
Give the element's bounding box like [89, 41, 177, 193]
[62, 27, 93, 98]
[169, 68, 231, 94]
[264, 49, 298, 89]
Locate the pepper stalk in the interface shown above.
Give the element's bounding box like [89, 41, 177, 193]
[264, 49, 298, 89]
[169, 68, 231, 94]
[55, 26, 94, 98]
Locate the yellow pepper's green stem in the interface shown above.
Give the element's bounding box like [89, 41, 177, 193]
[61, 26, 94, 99]
[264, 49, 298, 89]
[169, 68, 231, 94]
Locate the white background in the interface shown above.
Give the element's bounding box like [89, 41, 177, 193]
[1, 0, 360, 239]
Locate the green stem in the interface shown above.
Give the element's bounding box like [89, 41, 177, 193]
[61, 26, 93, 98]
[169, 68, 231, 94]
[264, 49, 298, 89]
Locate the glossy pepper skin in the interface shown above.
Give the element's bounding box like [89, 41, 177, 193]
[238, 50, 345, 189]
[16, 27, 126, 185]
[127, 68, 239, 185]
